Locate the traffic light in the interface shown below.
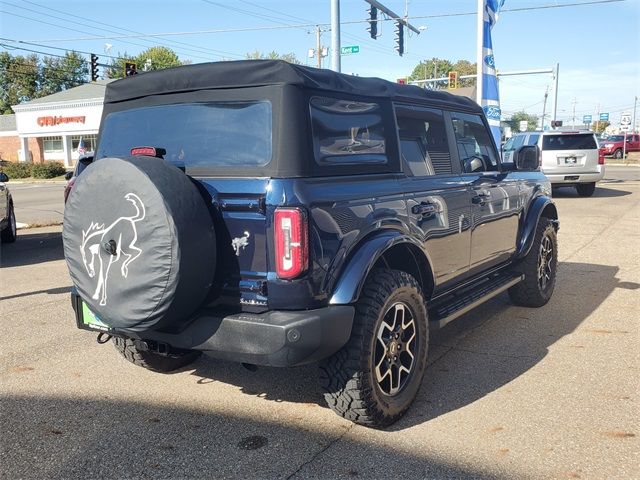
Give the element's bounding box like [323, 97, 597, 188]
[367, 6, 378, 39]
[125, 62, 137, 77]
[394, 21, 404, 56]
[551, 120, 563, 128]
[448, 71, 458, 89]
[90, 54, 99, 82]
[397, 78, 407, 85]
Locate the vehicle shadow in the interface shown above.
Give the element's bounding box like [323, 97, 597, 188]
[0, 229, 64, 268]
[552, 186, 631, 198]
[0, 285, 71, 301]
[188, 262, 636, 430]
[1, 394, 501, 479]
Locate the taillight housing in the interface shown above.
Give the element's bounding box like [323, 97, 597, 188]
[274, 207, 308, 279]
[598, 150, 605, 165]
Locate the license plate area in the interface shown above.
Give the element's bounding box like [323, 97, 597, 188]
[76, 300, 112, 332]
[562, 156, 578, 165]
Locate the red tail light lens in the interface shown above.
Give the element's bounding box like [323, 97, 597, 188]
[598, 150, 605, 165]
[274, 208, 308, 279]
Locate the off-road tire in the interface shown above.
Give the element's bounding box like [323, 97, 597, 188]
[320, 269, 428, 428]
[509, 218, 558, 307]
[576, 182, 596, 197]
[1, 202, 17, 243]
[112, 337, 201, 373]
[613, 148, 623, 159]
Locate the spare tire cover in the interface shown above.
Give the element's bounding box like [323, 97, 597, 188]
[63, 156, 215, 332]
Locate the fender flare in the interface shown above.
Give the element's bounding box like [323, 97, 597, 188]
[329, 231, 429, 305]
[516, 195, 559, 259]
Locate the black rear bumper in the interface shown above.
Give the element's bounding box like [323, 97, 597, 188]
[72, 291, 354, 367]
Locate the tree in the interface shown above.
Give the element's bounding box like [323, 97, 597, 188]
[591, 120, 610, 134]
[245, 50, 301, 64]
[408, 58, 477, 89]
[39, 52, 88, 96]
[0, 53, 39, 114]
[507, 111, 540, 132]
[106, 47, 184, 79]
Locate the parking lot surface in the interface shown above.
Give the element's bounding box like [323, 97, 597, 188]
[1, 171, 638, 479]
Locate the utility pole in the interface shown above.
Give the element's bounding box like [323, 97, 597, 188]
[541, 86, 549, 131]
[571, 97, 577, 129]
[330, 0, 341, 72]
[633, 95, 638, 133]
[476, 0, 483, 105]
[316, 26, 322, 68]
[551, 62, 559, 128]
[595, 103, 600, 134]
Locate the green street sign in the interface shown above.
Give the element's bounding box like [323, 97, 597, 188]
[340, 45, 360, 55]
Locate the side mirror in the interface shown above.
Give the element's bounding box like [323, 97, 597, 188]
[515, 145, 540, 171]
[64, 171, 74, 181]
[0, 172, 8, 183]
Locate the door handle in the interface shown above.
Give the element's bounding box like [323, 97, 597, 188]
[411, 202, 439, 216]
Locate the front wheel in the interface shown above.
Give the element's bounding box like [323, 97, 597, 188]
[320, 269, 428, 428]
[1, 203, 17, 243]
[112, 337, 201, 373]
[576, 182, 596, 197]
[509, 218, 558, 307]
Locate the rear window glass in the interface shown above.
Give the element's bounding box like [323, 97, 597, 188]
[96, 101, 272, 169]
[542, 134, 597, 150]
[310, 96, 387, 165]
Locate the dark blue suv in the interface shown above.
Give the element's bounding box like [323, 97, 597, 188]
[63, 60, 558, 427]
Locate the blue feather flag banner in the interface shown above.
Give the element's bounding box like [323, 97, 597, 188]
[481, 0, 505, 148]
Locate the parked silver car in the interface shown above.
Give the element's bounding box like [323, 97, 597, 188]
[504, 131, 604, 197]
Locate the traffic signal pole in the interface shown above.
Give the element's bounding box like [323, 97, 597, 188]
[330, 0, 341, 72]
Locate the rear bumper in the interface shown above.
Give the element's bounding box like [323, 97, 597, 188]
[545, 167, 605, 185]
[71, 291, 354, 367]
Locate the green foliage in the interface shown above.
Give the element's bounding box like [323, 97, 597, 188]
[106, 47, 185, 79]
[592, 120, 610, 134]
[507, 111, 540, 132]
[408, 58, 477, 89]
[0, 52, 40, 114]
[31, 161, 66, 179]
[40, 52, 88, 96]
[0, 51, 88, 113]
[1, 161, 32, 179]
[245, 50, 301, 64]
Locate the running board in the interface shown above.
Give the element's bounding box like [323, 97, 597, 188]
[429, 273, 524, 329]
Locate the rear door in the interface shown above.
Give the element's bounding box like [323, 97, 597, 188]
[540, 133, 599, 175]
[450, 111, 521, 274]
[395, 105, 471, 289]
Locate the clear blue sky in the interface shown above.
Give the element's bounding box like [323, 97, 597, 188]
[1, 0, 638, 126]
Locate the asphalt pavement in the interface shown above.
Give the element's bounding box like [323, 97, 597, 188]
[0, 169, 638, 479]
[8, 182, 65, 226]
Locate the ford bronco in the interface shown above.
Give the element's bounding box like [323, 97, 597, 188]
[63, 60, 559, 427]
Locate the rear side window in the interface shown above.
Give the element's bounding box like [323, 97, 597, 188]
[310, 97, 386, 165]
[504, 135, 525, 152]
[97, 101, 272, 169]
[396, 107, 451, 175]
[527, 133, 540, 146]
[542, 134, 597, 150]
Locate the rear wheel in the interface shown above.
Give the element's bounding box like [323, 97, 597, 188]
[1, 203, 17, 243]
[112, 337, 201, 373]
[509, 218, 558, 307]
[576, 182, 596, 197]
[613, 148, 623, 159]
[320, 269, 428, 427]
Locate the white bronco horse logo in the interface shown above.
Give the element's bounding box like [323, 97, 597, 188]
[80, 193, 146, 306]
[231, 231, 250, 256]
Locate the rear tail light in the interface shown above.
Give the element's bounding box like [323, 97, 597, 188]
[598, 150, 605, 165]
[274, 207, 308, 279]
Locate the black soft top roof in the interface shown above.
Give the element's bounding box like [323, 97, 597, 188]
[104, 59, 481, 112]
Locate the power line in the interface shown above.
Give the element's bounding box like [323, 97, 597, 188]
[20, 0, 626, 43]
[20, 0, 242, 60]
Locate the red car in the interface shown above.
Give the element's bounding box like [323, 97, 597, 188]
[599, 133, 640, 159]
[64, 153, 93, 203]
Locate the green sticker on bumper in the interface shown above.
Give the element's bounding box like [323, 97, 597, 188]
[82, 303, 108, 329]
